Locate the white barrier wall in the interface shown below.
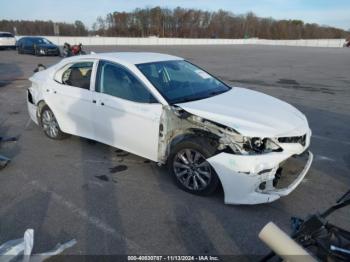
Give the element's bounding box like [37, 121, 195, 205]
[17, 36, 346, 48]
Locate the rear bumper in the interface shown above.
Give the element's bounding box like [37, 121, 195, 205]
[207, 150, 313, 205]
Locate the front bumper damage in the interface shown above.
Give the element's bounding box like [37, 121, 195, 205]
[207, 150, 313, 205]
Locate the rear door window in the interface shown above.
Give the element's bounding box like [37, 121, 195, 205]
[61, 62, 93, 90]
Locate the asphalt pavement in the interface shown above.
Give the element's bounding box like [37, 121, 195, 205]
[0, 45, 349, 257]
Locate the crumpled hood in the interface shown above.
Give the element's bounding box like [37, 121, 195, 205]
[176, 87, 309, 138]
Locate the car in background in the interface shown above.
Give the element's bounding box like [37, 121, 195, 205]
[17, 36, 60, 56]
[0, 32, 16, 49]
[344, 38, 350, 47]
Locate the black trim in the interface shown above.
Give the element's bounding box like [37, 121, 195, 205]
[27, 89, 34, 104]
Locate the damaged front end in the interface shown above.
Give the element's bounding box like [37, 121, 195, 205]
[159, 105, 313, 205]
[207, 150, 313, 204]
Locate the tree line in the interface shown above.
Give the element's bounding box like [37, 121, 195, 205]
[93, 7, 348, 39]
[0, 20, 87, 36]
[1, 7, 349, 39]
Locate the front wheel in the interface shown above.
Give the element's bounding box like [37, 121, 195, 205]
[40, 106, 67, 140]
[168, 138, 219, 196]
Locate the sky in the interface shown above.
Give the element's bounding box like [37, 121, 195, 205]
[0, 0, 349, 30]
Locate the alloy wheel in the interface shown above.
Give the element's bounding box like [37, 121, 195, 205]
[42, 110, 59, 138]
[173, 149, 212, 191]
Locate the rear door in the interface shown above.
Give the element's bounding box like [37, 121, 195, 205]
[23, 38, 34, 53]
[92, 60, 163, 161]
[44, 60, 97, 139]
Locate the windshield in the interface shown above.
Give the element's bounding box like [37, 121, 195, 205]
[137, 60, 231, 104]
[31, 38, 52, 45]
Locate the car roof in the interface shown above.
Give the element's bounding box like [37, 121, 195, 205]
[20, 36, 46, 39]
[68, 52, 184, 65]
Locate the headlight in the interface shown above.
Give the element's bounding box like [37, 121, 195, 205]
[243, 137, 282, 153]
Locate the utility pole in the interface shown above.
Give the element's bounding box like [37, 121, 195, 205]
[53, 23, 60, 36]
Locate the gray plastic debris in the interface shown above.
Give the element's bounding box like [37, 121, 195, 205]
[0, 238, 25, 262]
[0, 229, 76, 262]
[23, 229, 34, 262]
[0, 136, 18, 143]
[0, 136, 17, 170]
[30, 239, 77, 262]
[0, 155, 10, 169]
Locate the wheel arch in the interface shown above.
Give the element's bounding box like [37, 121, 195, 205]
[165, 128, 220, 163]
[35, 100, 47, 124]
[36, 100, 61, 128]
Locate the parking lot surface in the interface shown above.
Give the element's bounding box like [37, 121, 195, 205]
[0, 45, 349, 256]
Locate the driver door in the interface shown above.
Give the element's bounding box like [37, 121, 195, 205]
[92, 60, 163, 161]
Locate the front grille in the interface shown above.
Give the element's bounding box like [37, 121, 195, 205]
[278, 134, 306, 146]
[273, 151, 309, 189]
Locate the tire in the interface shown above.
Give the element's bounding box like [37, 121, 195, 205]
[40, 106, 67, 140]
[167, 137, 219, 196]
[17, 47, 22, 54]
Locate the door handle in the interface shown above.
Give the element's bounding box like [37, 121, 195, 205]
[101, 102, 105, 106]
[92, 100, 96, 103]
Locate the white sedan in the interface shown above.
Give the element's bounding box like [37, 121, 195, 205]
[0, 32, 16, 49]
[27, 52, 313, 205]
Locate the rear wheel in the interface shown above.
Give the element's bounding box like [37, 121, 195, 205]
[168, 138, 219, 196]
[40, 106, 66, 140]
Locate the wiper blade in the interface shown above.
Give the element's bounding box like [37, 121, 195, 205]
[209, 90, 226, 96]
[172, 89, 228, 104]
[172, 97, 197, 104]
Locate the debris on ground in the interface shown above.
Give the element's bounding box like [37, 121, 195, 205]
[95, 174, 110, 182]
[0, 155, 10, 170]
[0, 229, 76, 262]
[109, 165, 128, 173]
[114, 149, 129, 157]
[0, 136, 19, 143]
[0, 136, 19, 170]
